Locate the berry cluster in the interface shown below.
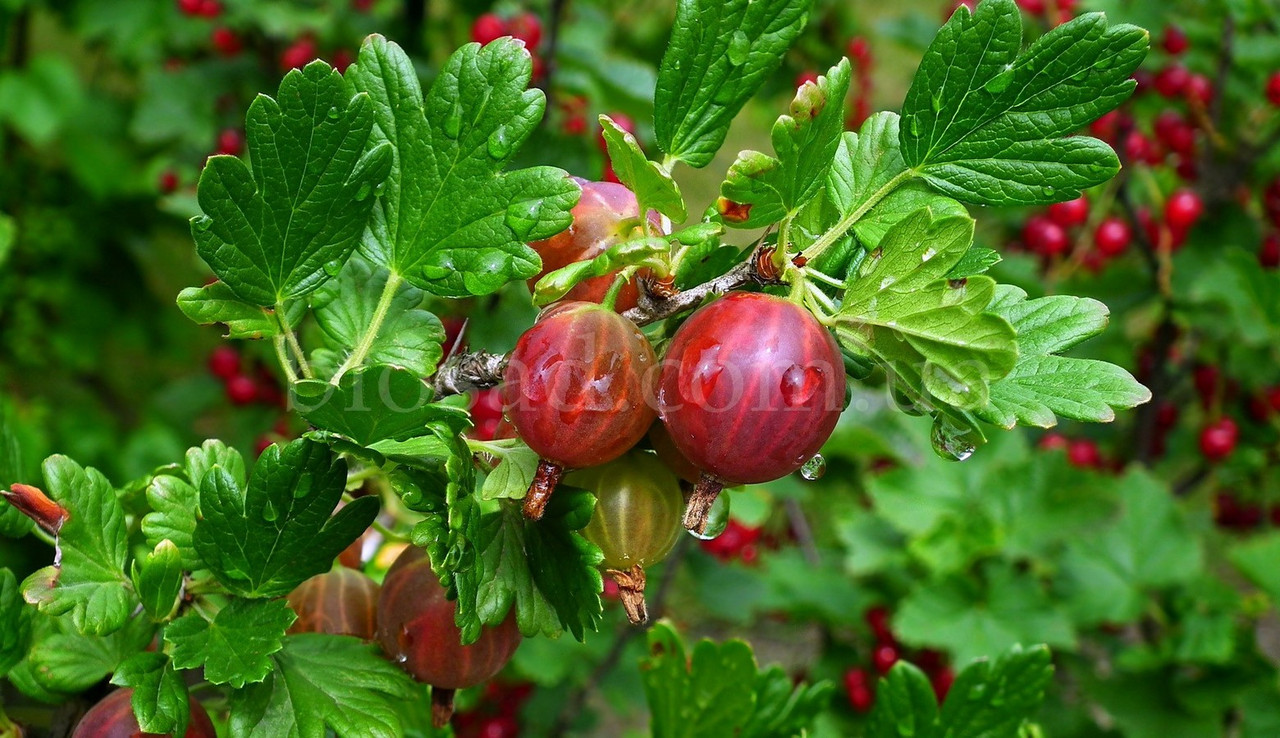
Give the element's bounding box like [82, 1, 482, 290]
[207, 345, 284, 409]
[699, 519, 766, 565]
[843, 606, 953, 714]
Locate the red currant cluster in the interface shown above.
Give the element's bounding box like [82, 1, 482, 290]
[176, 0, 222, 19]
[1214, 491, 1280, 531]
[699, 519, 767, 565]
[945, 0, 1079, 25]
[1038, 433, 1110, 471]
[452, 681, 533, 738]
[844, 607, 953, 714]
[470, 11, 545, 79]
[208, 346, 284, 409]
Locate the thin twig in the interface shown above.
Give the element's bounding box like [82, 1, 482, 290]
[622, 246, 784, 327]
[542, 0, 570, 108]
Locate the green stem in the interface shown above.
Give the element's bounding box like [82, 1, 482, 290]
[276, 303, 312, 380]
[273, 334, 298, 384]
[660, 153, 678, 175]
[340, 491, 407, 542]
[332, 271, 403, 384]
[806, 169, 914, 261]
[600, 268, 634, 311]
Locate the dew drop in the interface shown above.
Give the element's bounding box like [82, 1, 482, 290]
[444, 103, 463, 139]
[192, 215, 213, 233]
[487, 125, 511, 158]
[779, 364, 823, 407]
[983, 66, 1015, 94]
[930, 91, 943, 112]
[727, 31, 751, 66]
[505, 199, 542, 240]
[263, 500, 278, 522]
[909, 116, 922, 136]
[326, 106, 341, 120]
[930, 415, 977, 462]
[354, 182, 373, 202]
[799, 454, 826, 481]
[688, 493, 730, 540]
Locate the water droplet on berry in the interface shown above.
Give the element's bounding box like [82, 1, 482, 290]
[688, 492, 730, 540]
[780, 364, 822, 406]
[799, 454, 826, 481]
[930, 415, 977, 462]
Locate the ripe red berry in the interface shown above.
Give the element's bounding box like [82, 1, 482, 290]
[254, 435, 275, 457]
[474, 716, 520, 738]
[211, 27, 241, 56]
[1022, 215, 1069, 256]
[469, 388, 505, 441]
[197, 0, 222, 17]
[332, 49, 354, 74]
[177, 0, 203, 16]
[377, 546, 520, 727]
[280, 38, 317, 72]
[1067, 439, 1102, 469]
[225, 374, 258, 405]
[931, 667, 955, 701]
[699, 519, 761, 560]
[507, 12, 543, 48]
[1094, 217, 1131, 257]
[158, 169, 180, 194]
[848, 37, 872, 67]
[1194, 364, 1220, 406]
[73, 689, 216, 737]
[1123, 130, 1156, 164]
[1199, 418, 1239, 461]
[1185, 73, 1213, 105]
[527, 179, 661, 311]
[1164, 189, 1203, 230]
[1156, 402, 1180, 429]
[217, 128, 244, 156]
[352, 0, 374, 11]
[472, 13, 507, 45]
[287, 568, 380, 640]
[1267, 72, 1280, 107]
[1260, 233, 1280, 269]
[501, 302, 658, 519]
[1038, 432, 1068, 452]
[844, 668, 875, 713]
[1047, 195, 1089, 228]
[1154, 111, 1196, 155]
[658, 293, 844, 532]
[1015, 0, 1045, 13]
[795, 70, 819, 89]
[872, 643, 899, 675]
[1153, 64, 1190, 98]
[1214, 492, 1263, 529]
[865, 606, 893, 643]
[1162, 25, 1189, 55]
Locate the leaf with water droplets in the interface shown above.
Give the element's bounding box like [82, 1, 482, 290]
[599, 115, 687, 222]
[900, 0, 1148, 206]
[977, 285, 1150, 428]
[349, 35, 579, 297]
[193, 439, 377, 598]
[192, 60, 392, 306]
[655, 0, 813, 168]
[719, 58, 850, 229]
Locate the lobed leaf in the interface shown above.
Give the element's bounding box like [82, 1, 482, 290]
[111, 653, 191, 737]
[165, 598, 296, 688]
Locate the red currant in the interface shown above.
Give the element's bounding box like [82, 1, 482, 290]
[843, 668, 875, 713]
[469, 388, 505, 441]
[795, 70, 819, 89]
[217, 128, 244, 157]
[1067, 439, 1102, 469]
[1164, 189, 1203, 230]
[1047, 195, 1089, 228]
[865, 605, 893, 644]
[872, 643, 899, 675]
[471, 13, 507, 45]
[158, 169, 180, 194]
[1199, 418, 1238, 461]
[208, 346, 241, 381]
[226, 374, 259, 405]
[1260, 233, 1280, 269]
[177, 0, 203, 15]
[280, 38, 317, 72]
[1153, 64, 1190, 98]
[1022, 215, 1069, 256]
[1038, 432, 1068, 452]
[658, 292, 844, 532]
[1154, 111, 1195, 155]
[1094, 217, 1131, 257]
[931, 667, 955, 701]
[287, 568, 380, 640]
[211, 27, 241, 56]
[73, 689, 215, 738]
[1266, 72, 1280, 107]
[507, 12, 543, 48]
[1162, 25, 1188, 55]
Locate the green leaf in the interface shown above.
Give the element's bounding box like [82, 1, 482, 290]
[26, 615, 153, 693]
[229, 634, 417, 738]
[311, 255, 445, 379]
[21, 456, 135, 635]
[867, 661, 939, 738]
[452, 490, 604, 643]
[291, 366, 461, 447]
[532, 236, 667, 306]
[194, 439, 378, 598]
[642, 621, 760, 738]
[479, 442, 541, 501]
[193, 61, 393, 305]
[900, 0, 1147, 205]
[654, 0, 812, 168]
[599, 115, 686, 221]
[978, 285, 1150, 428]
[835, 209, 1017, 411]
[938, 645, 1054, 737]
[349, 34, 579, 297]
[165, 598, 296, 688]
[739, 666, 834, 738]
[0, 212, 14, 269]
[894, 561, 1075, 666]
[0, 568, 31, 677]
[176, 281, 296, 340]
[947, 247, 1001, 279]
[0, 401, 34, 539]
[143, 440, 247, 571]
[1057, 469, 1201, 626]
[719, 59, 850, 228]
[131, 540, 183, 622]
[110, 652, 191, 737]
[1230, 532, 1280, 605]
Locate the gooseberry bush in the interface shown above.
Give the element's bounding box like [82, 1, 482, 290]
[6, 0, 1280, 734]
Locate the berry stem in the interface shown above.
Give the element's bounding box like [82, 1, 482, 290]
[683, 473, 725, 534]
[524, 459, 565, 520]
[430, 687, 456, 729]
[276, 302, 313, 380]
[607, 564, 648, 625]
[332, 271, 403, 385]
[272, 332, 298, 384]
[806, 168, 913, 261]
